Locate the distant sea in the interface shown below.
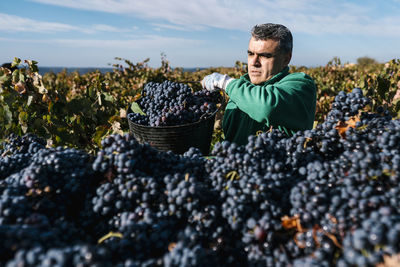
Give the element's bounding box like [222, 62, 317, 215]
[38, 67, 204, 76]
[38, 67, 113, 76]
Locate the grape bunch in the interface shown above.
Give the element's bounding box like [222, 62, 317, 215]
[5, 244, 112, 267]
[339, 211, 400, 266]
[2, 87, 400, 266]
[0, 133, 46, 180]
[127, 80, 221, 127]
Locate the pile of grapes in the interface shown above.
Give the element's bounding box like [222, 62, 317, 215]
[127, 81, 221, 127]
[1, 88, 400, 266]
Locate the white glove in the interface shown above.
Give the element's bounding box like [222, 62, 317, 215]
[201, 72, 234, 91]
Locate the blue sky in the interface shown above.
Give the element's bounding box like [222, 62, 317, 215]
[1, 0, 400, 68]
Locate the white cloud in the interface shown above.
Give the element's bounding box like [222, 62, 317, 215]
[91, 24, 131, 33]
[28, 0, 400, 37]
[54, 35, 201, 48]
[150, 23, 191, 32]
[0, 13, 77, 33]
[0, 13, 132, 34]
[0, 35, 201, 49]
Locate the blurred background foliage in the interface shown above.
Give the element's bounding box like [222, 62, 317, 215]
[1, 55, 399, 153]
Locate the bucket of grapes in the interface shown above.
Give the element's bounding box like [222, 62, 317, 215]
[127, 81, 223, 155]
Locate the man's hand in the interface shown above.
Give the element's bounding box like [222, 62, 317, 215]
[201, 72, 234, 91]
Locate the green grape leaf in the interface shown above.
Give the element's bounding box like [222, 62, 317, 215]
[19, 71, 25, 83]
[12, 69, 19, 83]
[0, 74, 10, 83]
[377, 76, 390, 100]
[25, 60, 39, 73]
[103, 92, 114, 102]
[93, 125, 109, 147]
[11, 57, 21, 68]
[18, 111, 28, 133]
[130, 102, 146, 115]
[3, 104, 13, 123]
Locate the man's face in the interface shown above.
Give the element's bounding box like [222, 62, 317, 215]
[247, 37, 291, 84]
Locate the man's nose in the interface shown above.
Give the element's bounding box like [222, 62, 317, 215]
[250, 55, 261, 66]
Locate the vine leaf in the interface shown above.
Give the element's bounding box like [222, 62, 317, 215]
[281, 215, 304, 232]
[11, 57, 21, 68]
[27, 95, 33, 106]
[335, 115, 360, 138]
[93, 125, 109, 147]
[130, 101, 146, 115]
[111, 121, 123, 135]
[168, 242, 177, 252]
[14, 81, 26, 94]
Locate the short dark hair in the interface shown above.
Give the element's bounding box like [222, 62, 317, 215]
[251, 23, 293, 54]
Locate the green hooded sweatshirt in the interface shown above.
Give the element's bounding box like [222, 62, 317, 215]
[222, 66, 316, 146]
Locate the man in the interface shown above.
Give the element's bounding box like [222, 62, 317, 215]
[201, 23, 316, 146]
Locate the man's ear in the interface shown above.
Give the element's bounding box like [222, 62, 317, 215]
[284, 52, 292, 66]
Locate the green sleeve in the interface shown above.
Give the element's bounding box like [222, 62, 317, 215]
[225, 73, 316, 130]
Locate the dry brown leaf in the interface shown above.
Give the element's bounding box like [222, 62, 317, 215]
[335, 115, 360, 138]
[327, 214, 338, 224]
[42, 94, 49, 102]
[293, 232, 306, 248]
[281, 215, 303, 232]
[133, 93, 141, 101]
[168, 242, 177, 252]
[14, 81, 26, 94]
[322, 231, 343, 249]
[111, 121, 124, 135]
[120, 108, 127, 118]
[312, 225, 321, 247]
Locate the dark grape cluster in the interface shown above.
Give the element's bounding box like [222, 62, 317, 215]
[6, 244, 112, 267]
[127, 80, 221, 127]
[327, 87, 371, 123]
[0, 133, 46, 179]
[2, 87, 400, 266]
[340, 211, 400, 266]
